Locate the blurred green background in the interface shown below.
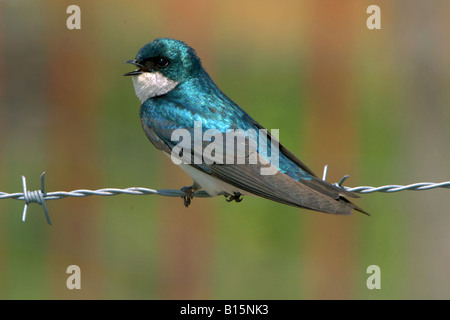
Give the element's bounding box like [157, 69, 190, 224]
[0, 0, 449, 299]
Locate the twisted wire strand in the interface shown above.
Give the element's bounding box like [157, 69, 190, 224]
[345, 182, 450, 193]
[0, 170, 449, 225]
[3, 182, 450, 202]
[0, 188, 212, 201]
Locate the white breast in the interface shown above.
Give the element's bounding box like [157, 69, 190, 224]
[132, 72, 178, 103]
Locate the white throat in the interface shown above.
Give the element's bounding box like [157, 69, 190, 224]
[132, 71, 178, 103]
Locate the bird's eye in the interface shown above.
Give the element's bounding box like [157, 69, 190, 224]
[155, 57, 170, 68]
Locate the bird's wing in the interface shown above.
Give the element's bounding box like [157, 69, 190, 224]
[247, 115, 360, 199]
[140, 101, 367, 215]
[207, 162, 364, 215]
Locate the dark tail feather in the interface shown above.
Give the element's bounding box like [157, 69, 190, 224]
[338, 196, 370, 216]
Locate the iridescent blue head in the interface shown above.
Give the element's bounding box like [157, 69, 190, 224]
[124, 38, 202, 103]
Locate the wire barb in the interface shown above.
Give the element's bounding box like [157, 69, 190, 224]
[322, 164, 349, 187]
[0, 169, 449, 225]
[322, 165, 328, 181]
[21, 172, 51, 225]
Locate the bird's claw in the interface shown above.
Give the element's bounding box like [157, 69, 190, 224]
[225, 192, 243, 203]
[181, 186, 194, 207]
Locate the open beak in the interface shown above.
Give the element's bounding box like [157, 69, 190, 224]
[124, 59, 146, 76]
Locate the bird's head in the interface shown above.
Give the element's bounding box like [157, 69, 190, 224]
[124, 38, 201, 103]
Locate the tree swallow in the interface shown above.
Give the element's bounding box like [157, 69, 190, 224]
[124, 38, 367, 215]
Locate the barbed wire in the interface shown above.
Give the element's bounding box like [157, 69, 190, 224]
[1, 167, 449, 225]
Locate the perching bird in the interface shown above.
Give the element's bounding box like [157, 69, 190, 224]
[124, 38, 367, 215]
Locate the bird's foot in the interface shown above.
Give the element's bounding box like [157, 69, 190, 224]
[181, 184, 201, 207]
[181, 186, 194, 207]
[225, 192, 243, 203]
